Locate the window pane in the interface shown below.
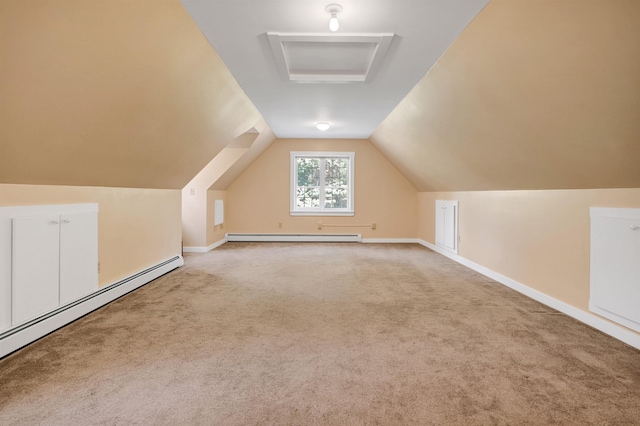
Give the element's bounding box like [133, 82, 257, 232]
[324, 187, 348, 209]
[324, 158, 349, 187]
[297, 158, 320, 186]
[296, 187, 320, 208]
[291, 152, 353, 214]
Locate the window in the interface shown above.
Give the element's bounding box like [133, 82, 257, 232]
[290, 151, 354, 216]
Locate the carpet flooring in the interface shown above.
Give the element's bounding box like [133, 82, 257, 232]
[1, 243, 639, 425]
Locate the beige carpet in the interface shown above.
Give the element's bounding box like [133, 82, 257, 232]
[1, 243, 639, 425]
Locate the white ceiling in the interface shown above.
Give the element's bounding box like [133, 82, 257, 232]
[180, 0, 489, 139]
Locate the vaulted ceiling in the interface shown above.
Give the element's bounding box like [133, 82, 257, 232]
[1, 0, 639, 192]
[180, 0, 488, 139]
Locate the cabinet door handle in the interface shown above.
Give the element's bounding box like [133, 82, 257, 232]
[50, 220, 59, 225]
[63, 219, 71, 224]
[631, 225, 639, 231]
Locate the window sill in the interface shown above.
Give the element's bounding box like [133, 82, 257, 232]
[290, 211, 355, 217]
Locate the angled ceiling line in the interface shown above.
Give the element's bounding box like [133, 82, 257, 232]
[180, 0, 490, 139]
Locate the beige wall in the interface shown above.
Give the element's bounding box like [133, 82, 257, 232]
[371, 0, 640, 191]
[182, 148, 247, 248]
[419, 189, 640, 329]
[181, 122, 277, 248]
[226, 139, 418, 239]
[0, 184, 182, 287]
[0, 0, 262, 189]
[181, 185, 207, 249]
[207, 190, 227, 246]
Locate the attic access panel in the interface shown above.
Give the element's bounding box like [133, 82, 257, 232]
[267, 33, 395, 83]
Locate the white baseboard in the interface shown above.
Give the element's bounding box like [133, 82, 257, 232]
[183, 239, 226, 253]
[589, 303, 640, 336]
[362, 238, 419, 244]
[225, 233, 361, 243]
[417, 239, 640, 351]
[0, 255, 184, 359]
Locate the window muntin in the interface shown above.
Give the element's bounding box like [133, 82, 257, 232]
[291, 152, 354, 216]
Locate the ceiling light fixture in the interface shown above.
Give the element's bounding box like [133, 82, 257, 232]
[316, 121, 331, 131]
[325, 4, 342, 32]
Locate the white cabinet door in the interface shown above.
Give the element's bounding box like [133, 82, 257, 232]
[443, 204, 457, 252]
[12, 215, 61, 325]
[435, 204, 445, 249]
[59, 212, 99, 305]
[436, 200, 458, 254]
[591, 212, 640, 330]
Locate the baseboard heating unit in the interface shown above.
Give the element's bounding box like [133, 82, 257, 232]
[0, 255, 183, 359]
[225, 233, 362, 243]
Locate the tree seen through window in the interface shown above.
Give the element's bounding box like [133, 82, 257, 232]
[291, 152, 354, 215]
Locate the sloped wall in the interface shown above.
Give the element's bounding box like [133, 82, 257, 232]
[182, 148, 248, 248]
[207, 190, 227, 247]
[367, 0, 640, 342]
[0, 1, 269, 280]
[0, 0, 262, 189]
[181, 124, 276, 249]
[419, 189, 640, 339]
[371, 0, 640, 192]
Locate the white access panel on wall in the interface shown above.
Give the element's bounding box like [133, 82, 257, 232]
[214, 200, 224, 226]
[12, 215, 61, 325]
[590, 207, 640, 333]
[436, 200, 458, 254]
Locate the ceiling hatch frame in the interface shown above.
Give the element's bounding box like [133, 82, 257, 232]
[267, 32, 395, 84]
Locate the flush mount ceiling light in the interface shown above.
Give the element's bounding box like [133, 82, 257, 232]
[325, 4, 342, 32]
[316, 122, 331, 131]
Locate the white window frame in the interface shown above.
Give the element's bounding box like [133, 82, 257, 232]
[290, 151, 355, 216]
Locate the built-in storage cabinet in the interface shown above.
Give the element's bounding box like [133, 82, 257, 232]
[436, 200, 458, 254]
[11, 214, 62, 325]
[590, 207, 640, 333]
[0, 204, 98, 332]
[58, 212, 99, 305]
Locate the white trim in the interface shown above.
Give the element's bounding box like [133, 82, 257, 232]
[183, 239, 226, 253]
[290, 211, 355, 217]
[290, 151, 355, 216]
[590, 303, 640, 334]
[226, 233, 361, 243]
[590, 206, 640, 220]
[362, 238, 419, 244]
[0, 255, 183, 359]
[0, 203, 98, 217]
[267, 33, 395, 84]
[417, 239, 640, 351]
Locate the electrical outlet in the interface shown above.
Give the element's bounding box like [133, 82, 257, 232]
[278, 222, 283, 228]
[189, 188, 195, 196]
